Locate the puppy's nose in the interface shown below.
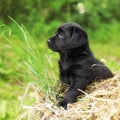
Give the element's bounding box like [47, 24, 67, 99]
[47, 39, 51, 43]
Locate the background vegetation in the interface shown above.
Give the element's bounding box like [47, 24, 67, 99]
[0, 0, 120, 119]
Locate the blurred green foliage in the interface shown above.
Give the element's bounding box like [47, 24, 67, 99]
[0, 0, 120, 39]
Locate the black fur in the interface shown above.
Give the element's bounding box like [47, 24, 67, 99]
[47, 22, 113, 109]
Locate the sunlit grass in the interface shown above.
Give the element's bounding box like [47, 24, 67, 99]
[0, 80, 23, 120]
[2, 19, 58, 91]
[0, 22, 59, 119]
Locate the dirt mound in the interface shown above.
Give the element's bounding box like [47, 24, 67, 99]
[18, 73, 120, 120]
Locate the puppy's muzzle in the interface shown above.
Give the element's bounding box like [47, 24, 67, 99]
[47, 39, 51, 43]
[47, 39, 52, 46]
[47, 39, 54, 49]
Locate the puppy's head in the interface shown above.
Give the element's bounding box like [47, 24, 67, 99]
[47, 22, 88, 52]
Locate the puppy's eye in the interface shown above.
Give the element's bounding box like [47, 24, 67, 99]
[58, 32, 64, 39]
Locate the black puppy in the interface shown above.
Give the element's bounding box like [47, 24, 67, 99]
[47, 22, 113, 109]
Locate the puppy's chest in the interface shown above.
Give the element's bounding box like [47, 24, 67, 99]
[59, 59, 73, 85]
[59, 59, 71, 72]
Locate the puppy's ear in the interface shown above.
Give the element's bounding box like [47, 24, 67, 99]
[70, 26, 88, 48]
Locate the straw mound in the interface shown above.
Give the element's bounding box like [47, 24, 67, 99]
[19, 73, 120, 120]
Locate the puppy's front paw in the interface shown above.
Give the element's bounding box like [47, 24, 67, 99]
[57, 101, 67, 109]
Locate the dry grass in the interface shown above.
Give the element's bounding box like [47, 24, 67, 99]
[18, 73, 120, 120]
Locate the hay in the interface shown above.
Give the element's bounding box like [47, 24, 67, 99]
[18, 73, 120, 120]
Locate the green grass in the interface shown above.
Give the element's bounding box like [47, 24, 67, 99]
[0, 23, 59, 119]
[0, 80, 23, 120]
[0, 22, 120, 119]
